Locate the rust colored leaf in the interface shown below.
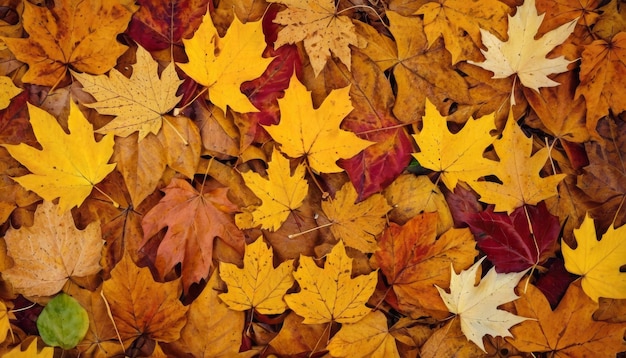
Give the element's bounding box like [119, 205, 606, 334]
[141, 178, 245, 293]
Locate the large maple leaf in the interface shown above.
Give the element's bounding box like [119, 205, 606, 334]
[178, 9, 272, 113]
[576, 32, 626, 132]
[465, 203, 560, 273]
[436, 257, 530, 352]
[509, 282, 626, 356]
[562, 214, 626, 301]
[72, 45, 183, 140]
[268, 0, 361, 77]
[2, 101, 116, 213]
[219, 237, 294, 314]
[1, 201, 102, 297]
[322, 182, 391, 253]
[102, 252, 189, 345]
[375, 212, 477, 317]
[468, 0, 577, 93]
[235, 149, 308, 231]
[285, 240, 377, 324]
[141, 178, 245, 293]
[470, 113, 566, 213]
[416, 0, 510, 64]
[412, 98, 497, 191]
[264, 73, 373, 174]
[0, 0, 136, 87]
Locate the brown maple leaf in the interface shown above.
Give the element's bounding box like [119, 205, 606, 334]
[141, 178, 245, 293]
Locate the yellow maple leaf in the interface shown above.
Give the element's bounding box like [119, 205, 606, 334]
[264, 73, 373, 174]
[2, 101, 116, 213]
[468, 0, 577, 92]
[0, 76, 21, 110]
[178, 10, 272, 113]
[0, 0, 136, 87]
[470, 113, 565, 213]
[102, 251, 189, 343]
[0, 300, 15, 344]
[72, 45, 183, 140]
[235, 149, 308, 231]
[322, 182, 391, 253]
[1, 201, 103, 297]
[436, 257, 530, 352]
[327, 310, 399, 357]
[3, 338, 54, 358]
[412, 99, 497, 191]
[268, 0, 361, 77]
[219, 237, 294, 314]
[416, 0, 510, 64]
[562, 214, 626, 302]
[285, 240, 377, 324]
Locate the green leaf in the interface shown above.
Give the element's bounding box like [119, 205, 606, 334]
[36, 293, 89, 349]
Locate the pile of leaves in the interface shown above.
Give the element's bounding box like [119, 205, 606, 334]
[0, 0, 626, 356]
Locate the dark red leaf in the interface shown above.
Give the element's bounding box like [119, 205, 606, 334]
[535, 257, 578, 308]
[465, 202, 560, 273]
[127, 0, 210, 52]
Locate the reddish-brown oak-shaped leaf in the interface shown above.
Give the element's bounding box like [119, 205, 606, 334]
[1, 0, 137, 87]
[374, 213, 477, 318]
[534, 258, 577, 308]
[508, 282, 626, 356]
[102, 252, 189, 346]
[141, 178, 245, 293]
[126, 0, 209, 52]
[465, 203, 560, 273]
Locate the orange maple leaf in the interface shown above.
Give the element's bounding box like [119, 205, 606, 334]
[141, 178, 245, 293]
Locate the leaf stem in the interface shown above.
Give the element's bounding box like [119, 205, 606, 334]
[93, 185, 119, 208]
[163, 116, 189, 146]
[288, 222, 334, 239]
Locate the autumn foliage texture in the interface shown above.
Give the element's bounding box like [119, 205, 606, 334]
[0, 0, 626, 357]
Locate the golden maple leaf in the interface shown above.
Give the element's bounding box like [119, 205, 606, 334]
[470, 113, 566, 213]
[178, 10, 272, 113]
[468, 0, 577, 92]
[327, 311, 399, 357]
[2, 101, 116, 213]
[235, 149, 308, 232]
[264, 73, 373, 174]
[416, 0, 510, 64]
[268, 0, 362, 77]
[322, 182, 391, 253]
[219, 237, 294, 314]
[102, 251, 189, 343]
[169, 271, 251, 357]
[436, 257, 530, 352]
[1, 201, 103, 297]
[0, 76, 21, 110]
[562, 214, 626, 302]
[0, 0, 137, 87]
[72, 45, 183, 141]
[412, 98, 497, 191]
[3, 338, 54, 358]
[285, 240, 377, 324]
